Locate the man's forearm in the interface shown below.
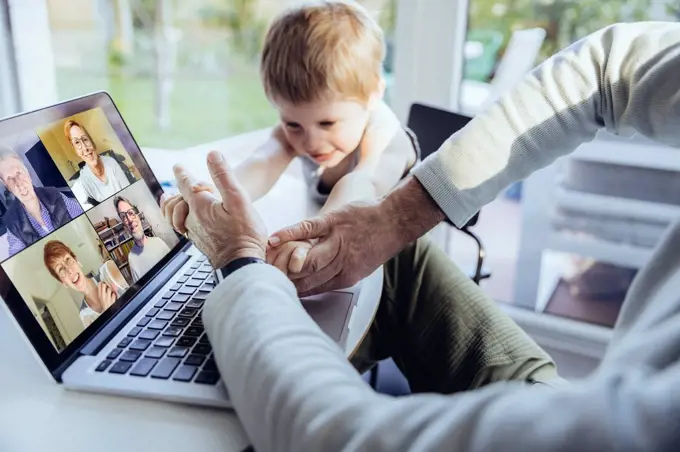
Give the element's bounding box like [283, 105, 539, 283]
[381, 176, 446, 246]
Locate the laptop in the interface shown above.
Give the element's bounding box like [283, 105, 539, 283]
[0, 92, 362, 408]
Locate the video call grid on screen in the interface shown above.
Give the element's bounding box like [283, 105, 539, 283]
[0, 95, 180, 355]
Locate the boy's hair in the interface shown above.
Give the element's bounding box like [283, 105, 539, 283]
[261, 1, 385, 104]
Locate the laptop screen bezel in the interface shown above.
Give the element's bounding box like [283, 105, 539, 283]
[0, 91, 188, 376]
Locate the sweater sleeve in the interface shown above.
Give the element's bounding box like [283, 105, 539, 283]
[412, 22, 680, 226]
[203, 264, 677, 452]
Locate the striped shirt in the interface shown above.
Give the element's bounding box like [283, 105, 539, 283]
[7, 193, 83, 257]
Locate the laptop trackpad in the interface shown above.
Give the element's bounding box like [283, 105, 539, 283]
[301, 291, 354, 343]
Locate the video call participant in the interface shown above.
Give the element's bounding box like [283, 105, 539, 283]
[43, 240, 123, 328]
[64, 119, 132, 205]
[114, 196, 170, 282]
[0, 146, 83, 256]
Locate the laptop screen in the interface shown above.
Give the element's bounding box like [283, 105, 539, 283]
[0, 93, 182, 373]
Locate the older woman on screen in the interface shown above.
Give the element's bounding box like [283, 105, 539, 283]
[44, 240, 129, 327]
[64, 120, 132, 206]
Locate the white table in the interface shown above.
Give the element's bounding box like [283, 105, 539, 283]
[0, 132, 383, 452]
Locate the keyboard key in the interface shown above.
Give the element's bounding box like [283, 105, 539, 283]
[178, 336, 197, 347]
[198, 333, 210, 344]
[190, 263, 200, 270]
[156, 310, 175, 321]
[185, 326, 203, 337]
[173, 365, 198, 382]
[162, 291, 174, 299]
[206, 276, 216, 285]
[120, 350, 142, 362]
[117, 337, 132, 348]
[179, 308, 197, 318]
[150, 357, 180, 379]
[148, 319, 169, 330]
[109, 361, 132, 374]
[192, 291, 209, 301]
[200, 282, 215, 292]
[106, 348, 122, 360]
[127, 327, 142, 337]
[154, 298, 168, 308]
[129, 339, 152, 351]
[130, 358, 158, 377]
[203, 355, 217, 372]
[178, 286, 196, 295]
[195, 370, 220, 385]
[147, 307, 161, 315]
[184, 354, 206, 366]
[183, 269, 196, 277]
[186, 300, 204, 309]
[168, 346, 189, 358]
[137, 317, 151, 327]
[171, 317, 190, 328]
[145, 346, 166, 359]
[192, 317, 204, 326]
[193, 343, 212, 355]
[155, 337, 175, 348]
[171, 293, 190, 303]
[139, 329, 160, 340]
[185, 279, 202, 287]
[163, 326, 183, 337]
[164, 302, 183, 312]
[193, 272, 209, 281]
[96, 360, 112, 372]
[198, 255, 207, 263]
[170, 283, 182, 291]
[177, 276, 189, 284]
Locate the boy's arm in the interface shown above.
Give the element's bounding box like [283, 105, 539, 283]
[236, 126, 296, 202]
[320, 103, 409, 214]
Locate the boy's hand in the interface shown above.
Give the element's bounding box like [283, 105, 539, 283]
[161, 182, 215, 234]
[266, 240, 311, 276]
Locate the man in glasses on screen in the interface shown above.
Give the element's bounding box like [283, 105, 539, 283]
[114, 196, 170, 282]
[0, 146, 83, 257]
[65, 120, 133, 207]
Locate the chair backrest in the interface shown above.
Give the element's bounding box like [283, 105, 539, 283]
[406, 103, 478, 227]
[483, 28, 546, 109]
[406, 103, 473, 161]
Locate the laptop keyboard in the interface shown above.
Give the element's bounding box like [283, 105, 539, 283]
[94, 256, 221, 385]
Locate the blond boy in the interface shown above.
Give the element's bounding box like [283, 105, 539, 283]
[163, 1, 418, 274]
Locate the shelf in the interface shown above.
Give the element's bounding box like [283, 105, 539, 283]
[548, 231, 653, 269]
[554, 187, 680, 223]
[96, 222, 124, 236]
[572, 139, 680, 172]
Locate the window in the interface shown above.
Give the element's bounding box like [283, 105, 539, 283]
[31, 0, 397, 149]
[449, 0, 680, 328]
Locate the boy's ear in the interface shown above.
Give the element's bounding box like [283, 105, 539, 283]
[368, 78, 386, 109]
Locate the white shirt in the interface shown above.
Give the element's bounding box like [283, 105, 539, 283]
[73, 155, 131, 205]
[128, 236, 171, 282]
[203, 22, 680, 451]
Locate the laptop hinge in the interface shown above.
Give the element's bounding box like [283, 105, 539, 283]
[52, 249, 191, 380]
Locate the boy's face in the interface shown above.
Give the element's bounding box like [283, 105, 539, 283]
[275, 96, 372, 168]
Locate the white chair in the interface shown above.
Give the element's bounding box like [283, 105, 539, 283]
[459, 28, 546, 115]
[481, 27, 546, 109]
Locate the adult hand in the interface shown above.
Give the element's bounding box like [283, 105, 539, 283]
[163, 151, 267, 268]
[268, 177, 446, 296]
[98, 281, 117, 309]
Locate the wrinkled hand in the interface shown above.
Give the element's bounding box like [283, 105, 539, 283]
[98, 281, 117, 309]
[266, 240, 311, 275]
[268, 200, 402, 296]
[161, 151, 267, 268]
